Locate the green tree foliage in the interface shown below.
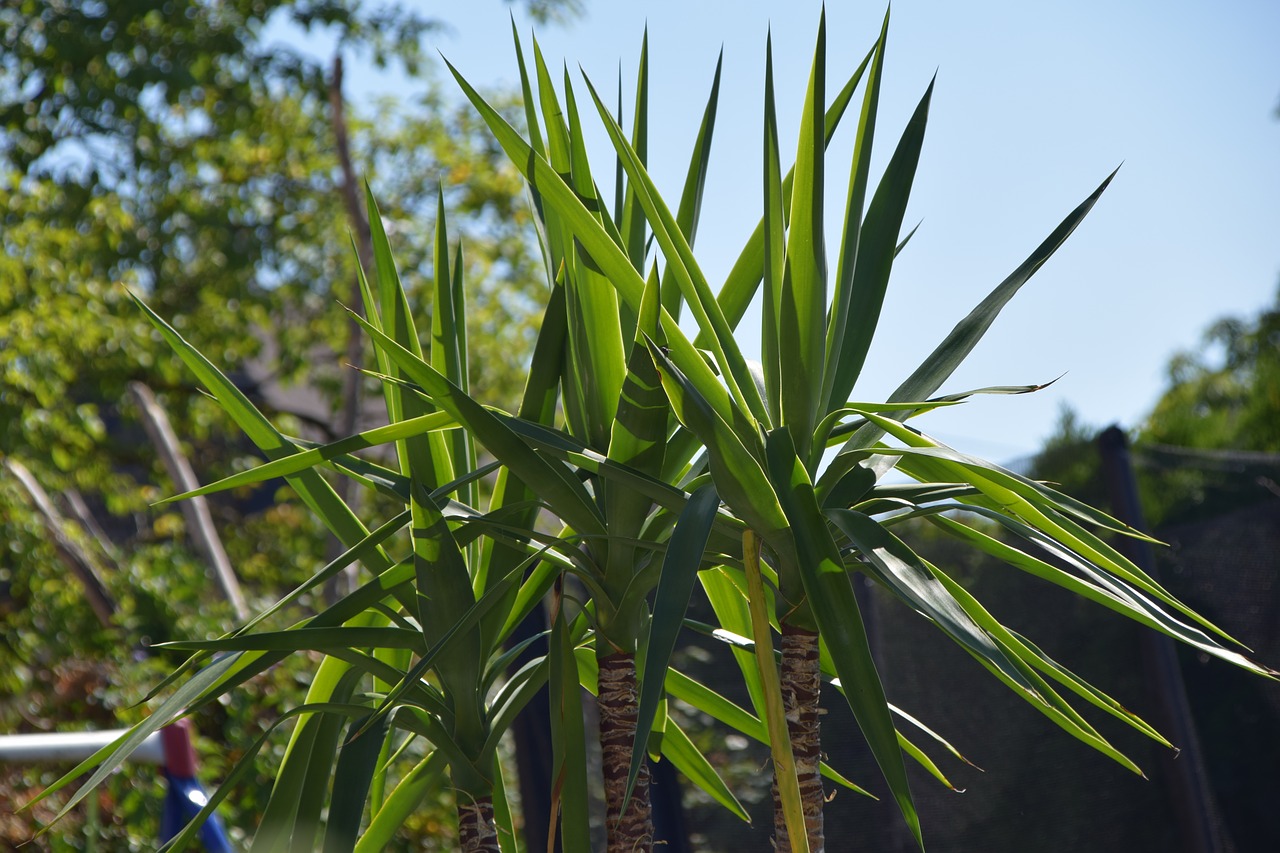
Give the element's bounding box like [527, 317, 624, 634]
[1145, 285, 1280, 453]
[0, 0, 574, 846]
[1139, 285, 1280, 523]
[1032, 285, 1280, 526]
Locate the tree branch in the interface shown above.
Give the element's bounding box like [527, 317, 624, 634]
[4, 459, 117, 629]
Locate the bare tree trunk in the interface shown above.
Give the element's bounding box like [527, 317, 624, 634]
[327, 51, 375, 399]
[324, 53, 376, 601]
[598, 652, 653, 853]
[457, 795, 500, 853]
[772, 624, 825, 853]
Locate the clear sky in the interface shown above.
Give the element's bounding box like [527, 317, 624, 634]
[310, 0, 1280, 462]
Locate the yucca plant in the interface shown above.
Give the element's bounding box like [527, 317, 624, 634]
[28, 35, 829, 846]
[37, 133, 771, 853]
[32, 10, 1276, 853]
[26, 196, 578, 852]
[436, 17, 942, 851]
[211, 23, 881, 851]
[435, 24, 893, 850]
[344, 26, 783, 848]
[449, 9, 1277, 853]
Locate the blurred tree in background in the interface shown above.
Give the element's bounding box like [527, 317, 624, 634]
[1032, 285, 1280, 526]
[1138, 284, 1280, 523]
[0, 0, 576, 847]
[1145, 285, 1280, 452]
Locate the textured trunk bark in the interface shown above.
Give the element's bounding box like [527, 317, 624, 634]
[598, 652, 654, 853]
[457, 795, 500, 853]
[772, 624, 825, 853]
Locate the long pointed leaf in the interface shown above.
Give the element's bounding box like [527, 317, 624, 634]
[662, 48, 724, 317]
[820, 169, 1118, 498]
[549, 596, 591, 852]
[619, 28, 649, 269]
[322, 713, 391, 853]
[846, 411, 1239, 642]
[761, 34, 785, 427]
[659, 715, 750, 822]
[827, 509, 1037, 699]
[778, 12, 828, 463]
[353, 312, 606, 537]
[356, 750, 448, 853]
[128, 291, 392, 571]
[626, 483, 719, 806]
[581, 72, 770, 429]
[930, 510, 1275, 679]
[890, 169, 1117, 407]
[713, 41, 878, 333]
[822, 10, 889, 415]
[823, 74, 932, 414]
[155, 412, 456, 504]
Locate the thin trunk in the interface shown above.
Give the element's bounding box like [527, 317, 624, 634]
[327, 51, 374, 397]
[772, 624, 824, 853]
[597, 652, 653, 853]
[457, 795, 499, 853]
[325, 52, 374, 601]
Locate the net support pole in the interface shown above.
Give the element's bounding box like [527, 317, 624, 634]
[1098, 425, 1225, 853]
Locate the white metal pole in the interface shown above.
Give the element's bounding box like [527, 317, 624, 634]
[0, 730, 164, 765]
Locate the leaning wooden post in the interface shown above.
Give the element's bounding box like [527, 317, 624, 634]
[127, 381, 247, 620]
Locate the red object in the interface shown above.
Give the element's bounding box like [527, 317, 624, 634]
[160, 719, 198, 778]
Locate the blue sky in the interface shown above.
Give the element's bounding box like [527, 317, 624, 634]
[291, 0, 1280, 462]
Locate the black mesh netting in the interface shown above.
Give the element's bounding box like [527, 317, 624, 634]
[676, 453, 1279, 852]
[815, 497, 1280, 852]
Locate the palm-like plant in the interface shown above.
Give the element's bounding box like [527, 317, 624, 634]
[33, 38, 803, 845]
[451, 9, 1277, 852]
[28, 197, 574, 852]
[442, 24, 886, 851]
[32, 10, 1276, 853]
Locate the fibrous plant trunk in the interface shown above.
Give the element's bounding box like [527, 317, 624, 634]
[457, 795, 499, 853]
[598, 652, 653, 853]
[772, 624, 825, 853]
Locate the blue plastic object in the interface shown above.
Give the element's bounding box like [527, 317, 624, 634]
[158, 721, 233, 852]
[160, 772, 233, 852]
